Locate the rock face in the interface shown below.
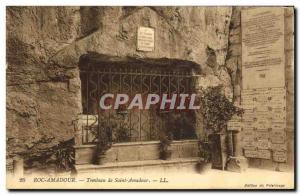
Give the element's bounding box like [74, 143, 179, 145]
[6, 6, 236, 170]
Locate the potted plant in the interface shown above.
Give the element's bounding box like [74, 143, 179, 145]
[95, 126, 112, 165]
[159, 131, 173, 160]
[114, 126, 131, 143]
[196, 139, 211, 173]
[199, 86, 243, 170]
[116, 104, 129, 116]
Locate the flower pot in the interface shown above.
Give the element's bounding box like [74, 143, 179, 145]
[195, 161, 208, 173]
[95, 154, 106, 165]
[160, 149, 172, 160]
[208, 133, 227, 170]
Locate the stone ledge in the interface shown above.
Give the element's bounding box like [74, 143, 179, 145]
[74, 140, 199, 164]
[74, 144, 96, 149]
[75, 157, 199, 172]
[74, 139, 198, 148]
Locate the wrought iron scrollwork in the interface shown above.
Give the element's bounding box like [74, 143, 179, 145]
[80, 65, 197, 144]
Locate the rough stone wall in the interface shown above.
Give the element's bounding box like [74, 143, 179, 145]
[7, 6, 235, 170]
[6, 7, 83, 168]
[225, 7, 242, 106]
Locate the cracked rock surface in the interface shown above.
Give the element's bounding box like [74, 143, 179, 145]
[6, 6, 238, 170]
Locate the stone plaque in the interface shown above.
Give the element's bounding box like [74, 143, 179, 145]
[272, 122, 286, 129]
[137, 27, 155, 51]
[256, 139, 270, 150]
[256, 131, 270, 140]
[272, 110, 286, 122]
[269, 88, 286, 108]
[255, 118, 271, 130]
[242, 8, 285, 89]
[273, 151, 287, 162]
[244, 149, 258, 158]
[242, 130, 255, 138]
[270, 130, 286, 144]
[242, 139, 256, 150]
[272, 143, 287, 151]
[257, 149, 271, 159]
[227, 116, 242, 131]
[241, 93, 254, 106]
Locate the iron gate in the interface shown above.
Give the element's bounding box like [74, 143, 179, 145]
[80, 64, 198, 144]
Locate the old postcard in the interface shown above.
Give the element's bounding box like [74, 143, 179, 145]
[6, 6, 295, 189]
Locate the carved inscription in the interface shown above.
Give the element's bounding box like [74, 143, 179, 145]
[241, 7, 287, 161]
[242, 8, 285, 89]
[137, 27, 155, 51]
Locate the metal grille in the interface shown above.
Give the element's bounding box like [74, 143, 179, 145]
[80, 64, 198, 144]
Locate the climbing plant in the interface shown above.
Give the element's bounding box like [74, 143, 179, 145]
[199, 85, 243, 134]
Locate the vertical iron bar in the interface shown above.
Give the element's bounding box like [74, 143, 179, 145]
[140, 68, 142, 141]
[168, 72, 170, 139]
[177, 74, 180, 94]
[168, 72, 171, 96]
[109, 67, 112, 142]
[97, 71, 100, 145]
[81, 122, 84, 144]
[86, 71, 89, 144]
[159, 73, 162, 135]
[119, 70, 122, 143]
[187, 75, 190, 94]
[149, 75, 152, 140]
[130, 68, 132, 141]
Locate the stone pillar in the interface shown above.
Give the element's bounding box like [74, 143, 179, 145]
[194, 74, 205, 140]
[74, 114, 83, 146]
[232, 130, 243, 156]
[226, 115, 248, 172]
[226, 131, 248, 172]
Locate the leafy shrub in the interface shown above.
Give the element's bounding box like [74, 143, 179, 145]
[199, 86, 243, 134]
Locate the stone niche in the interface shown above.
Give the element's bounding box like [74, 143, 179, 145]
[74, 52, 203, 165]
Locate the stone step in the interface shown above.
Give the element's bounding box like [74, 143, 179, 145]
[75, 157, 199, 174]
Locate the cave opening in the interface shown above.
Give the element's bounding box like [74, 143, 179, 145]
[78, 53, 201, 144]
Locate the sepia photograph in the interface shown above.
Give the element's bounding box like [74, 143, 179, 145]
[5, 5, 295, 190]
